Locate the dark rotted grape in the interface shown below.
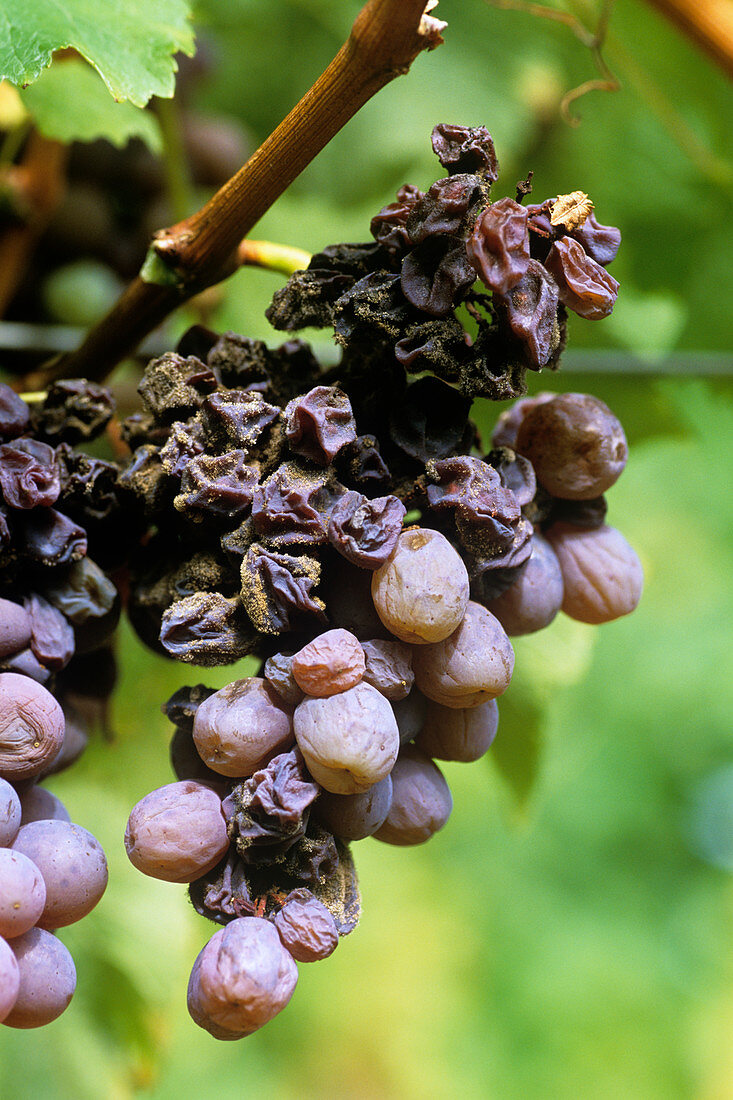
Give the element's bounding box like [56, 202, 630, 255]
[0, 599, 31, 660]
[160, 592, 256, 666]
[273, 888, 339, 962]
[333, 273, 413, 347]
[370, 184, 424, 252]
[389, 376, 471, 464]
[0, 439, 60, 510]
[137, 353, 212, 424]
[55, 447, 120, 523]
[544, 237, 619, 319]
[174, 451, 259, 522]
[425, 455, 521, 545]
[240, 545, 325, 635]
[251, 463, 336, 548]
[24, 594, 75, 672]
[162, 684, 216, 734]
[337, 436, 391, 496]
[284, 387, 357, 466]
[392, 687, 428, 744]
[19, 508, 87, 567]
[406, 175, 483, 245]
[117, 444, 174, 516]
[483, 447, 537, 507]
[400, 235, 477, 316]
[30, 380, 114, 444]
[327, 491, 406, 570]
[263, 653, 304, 707]
[43, 556, 118, 628]
[201, 391, 280, 452]
[497, 258, 561, 368]
[158, 419, 206, 477]
[0, 385, 30, 442]
[545, 495, 608, 530]
[431, 123, 498, 179]
[467, 197, 530, 295]
[224, 748, 318, 863]
[569, 211, 621, 266]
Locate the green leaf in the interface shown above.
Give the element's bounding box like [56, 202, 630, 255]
[20, 59, 162, 150]
[490, 689, 545, 812]
[0, 0, 194, 107]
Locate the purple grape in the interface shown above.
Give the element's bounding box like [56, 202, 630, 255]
[414, 699, 499, 762]
[187, 917, 298, 1039]
[2, 927, 76, 1028]
[0, 848, 47, 938]
[0, 599, 32, 659]
[391, 688, 428, 745]
[12, 819, 108, 928]
[0, 777, 21, 846]
[484, 533, 564, 635]
[125, 780, 229, 883]
[273, 889, 339, 962]
[361, 638, 414, 701]
[19, 785, 71, 826]
[545, 522, 643, 624]
[0, 673, 65, 781]
[192, 678, 293, 778]
[0, 935, 20, 1022]
[313, 774, 393, 840]
[412, 601, 514, 708]
[373, 745, 452, 846]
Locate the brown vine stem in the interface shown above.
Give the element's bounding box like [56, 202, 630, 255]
[29, 0, 445, 390]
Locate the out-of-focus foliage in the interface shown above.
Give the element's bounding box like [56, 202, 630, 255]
[0, 2, 731, 1096]
[19, 61, 163, 151]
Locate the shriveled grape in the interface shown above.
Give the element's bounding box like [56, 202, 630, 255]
[371, 528, 469, 644]
[294, 681, 399, 794]
[273, 888, 339, 962]
[361, 638, 414, 700]
[545, 522, 643, 624]
[187, 917, 298, 1039]
[412, 601, 514, 707]
[193, 677, 293, 777]
[291, 629, 365, 697]
[0, 673, 65, 781]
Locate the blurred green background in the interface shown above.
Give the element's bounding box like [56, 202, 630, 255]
[1, 1, 732, 1096]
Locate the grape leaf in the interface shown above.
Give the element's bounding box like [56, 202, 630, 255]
[21, 60, 162, 151]
[0, 0, 194, 107]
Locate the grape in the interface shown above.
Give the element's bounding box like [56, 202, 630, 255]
[2, 927, 76, 1028]
[0, 849, 47, 938]
[125, 780, 229, 883]
[412, 601, 514, 708]
[361, 638, 414, 700]
[291, 629, 365, 697]
[373, 746, 452, 846]
[263, 653, 305, 706]
[192, 678, 293, 778]
[414, 699, 499, 762]
[0, 599, 32, 659]
[0, 673, 65, 781]
[545, 522, 644, 624]
[490, 393, 554, 450]
[169, 726, 230, 792]
[0, 936, 20, 1022]
[38, 705, 89, 778]
[371, 528, 469, 644]
[19, 785, 71, 826]
[0, 777, 21, 846]
[484, 533, 564, 635]
[321, 556, 389, 639]
[12, 819, 108, 928]
[293, 681, 399, 794]
[273, 889, 339, 962]
[515, 393, 627, 500]
[187, 917, 298, 1040]
[313, 774, 393, 841]
[391, 688, 428, 744]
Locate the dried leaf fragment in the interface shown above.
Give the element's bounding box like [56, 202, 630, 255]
[550, 192, 594, 231]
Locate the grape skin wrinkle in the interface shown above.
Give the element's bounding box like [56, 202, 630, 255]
[412, 601, 514, 708]
[545, 522, 643, 624]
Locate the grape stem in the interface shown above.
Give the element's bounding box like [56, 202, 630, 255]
[26, 0, 445, 389]
[236, 240, 313, 277]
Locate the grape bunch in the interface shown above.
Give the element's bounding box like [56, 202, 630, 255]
[0, 681, 109, 1029]
[119, 124, 642, 1039]
[0, 382, 122, 1028]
